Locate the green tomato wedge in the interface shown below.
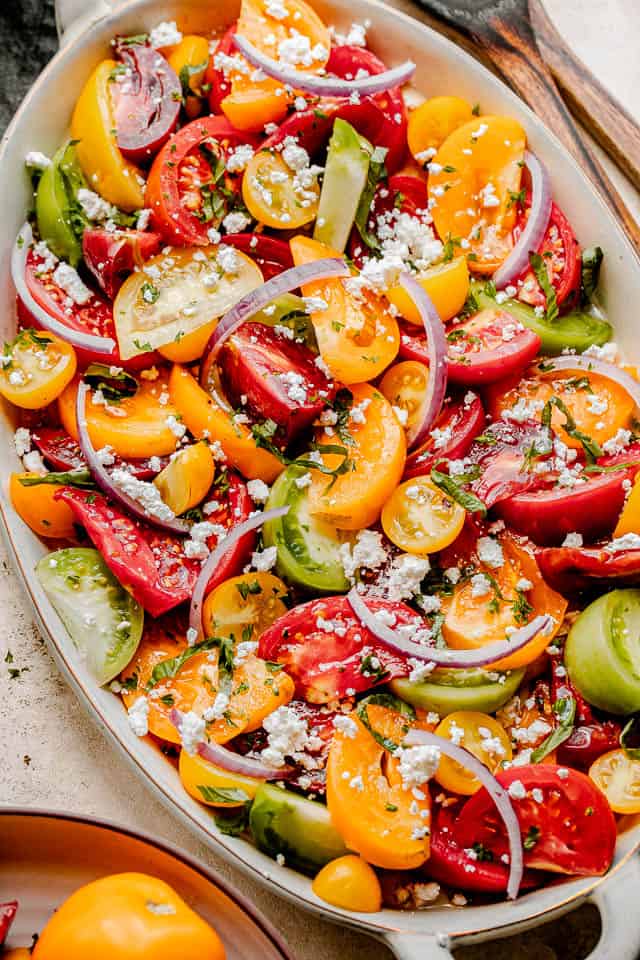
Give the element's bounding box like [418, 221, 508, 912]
[253, 293, 318, 351]
[250, 783, 348, 873]
[35, 142, 89, 267]
[36, 547, 143, 684]
[390, 665, 525, 716]
[263, 464, 351, 593]
[313, 118, 372, 253]
[565, 588, 640, 715]
[471, 283, 612, 355]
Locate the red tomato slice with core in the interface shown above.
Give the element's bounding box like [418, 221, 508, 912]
[466, 419, 553, 509]
[514, 200, 581, 310]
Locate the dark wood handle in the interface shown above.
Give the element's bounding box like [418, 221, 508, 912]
[468, 12, 640, 257]
[530, 0, 640, 192]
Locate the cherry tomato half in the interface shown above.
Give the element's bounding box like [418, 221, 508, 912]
[381, 477, 465, 554]
[589, 749, 640, 814]
[0, 330, 76, 409]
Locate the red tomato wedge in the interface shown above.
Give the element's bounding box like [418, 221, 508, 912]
[447, 308, 542, 385]
[31, 427, 168, 480]
[258, 596, 423, 703]
[514, 200, 581, 311]
[466, 419, 553, 509]
[537, 542, 640, 592]
[145, 116, 259, 246]
[403, 393, 485, 480]
[82, 228, 161, 300]
[452, 764, 616, 876]
[222, 233, 293, 279]
[350, 174, 428, 268]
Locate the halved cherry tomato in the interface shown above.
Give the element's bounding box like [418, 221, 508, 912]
[179, 747, 262, 807]
[434, 711, 512, 795]
[10, 472, 77, 539]
[589, 749, 640, 813]
[242, 149, 320, 229]
[218, 321, 336, 444]
[169, 365, 284, 483]
[153, 442, 215, 515]
[452, 764, 617, 876]
[514, 201, 581, 310]
[82, 228, 161, 300]
[446, 308, 542, 386]
[326, 705, 431, 870]
[111, 38, 181, 164]
[167, 35, 210, 119]
[258, 596, 422, 702]
[202, 572, 289, 644]
[309, 382, 406, 530]
[31, 427, 168, 480]
[0, 330, 76, 409]
[58, 371, 182, 459]
[291, 235, 400, 384]
[312, 855, 382, 913]
[145, 116, 259, 246]
[31, 872, 225, 960]
[428, 116, 526, 273]
[403, 393, 486, 480]
[387, 258, 470, 326]
[407, 95, 473, 159]
[380, 360, 430, 432]
[381, 477, 465, 554]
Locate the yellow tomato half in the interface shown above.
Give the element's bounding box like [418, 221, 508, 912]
[243, 150, 320, 228]
[179, 747, 262, 808]
[312, 856, 382, 913]
[589, 749, 640, 814]
[386, 257, 470, 325]
[0, 331, 76, 409]
[434, 711, 512, 795]
[379, 361, 429, 432]
[154, 442, 214, 515]
[202, 572, 289, 643]
[408, 96, 474, 159]
[381, 477, 465, 554]
[9, 473, 77, 539]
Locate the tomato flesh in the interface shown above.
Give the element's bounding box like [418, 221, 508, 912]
[447, 308, 542, 385]
[32, 426, 168, 480]
[514, 201, 581, 310]
[404, 393, 486, 480]
[82, 228, 161, 300]
[222, 233, 293, 279]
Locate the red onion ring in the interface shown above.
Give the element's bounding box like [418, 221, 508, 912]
[233, 33, 415, 97]
[347, 588, 553, 668]
[170, 709, 294, 780]
[404, 728, 524, 899]
[12, 223, 117, 355]
[493, 151, 552, 289]
[398, 273, 448, 449]
[75, 381, 190, 534]
[188, 505, 290, 640]
[199, 257, 349, 389]
[540, 355, 640, 412]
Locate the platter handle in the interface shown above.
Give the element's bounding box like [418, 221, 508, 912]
[54, 0, 114, 45]
[384, 932, 454, 959]
[586, 854, 640, 960]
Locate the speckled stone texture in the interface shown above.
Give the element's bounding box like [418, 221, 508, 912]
[1, 2, 639, 959]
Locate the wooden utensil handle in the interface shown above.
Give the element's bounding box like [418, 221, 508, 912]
[472, 14, 640, 256]
[530, 0, 640, 193]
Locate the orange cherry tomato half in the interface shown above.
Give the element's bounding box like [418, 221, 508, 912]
[589, 748, 640, 814]
[0, 330, 76, 409]
[379, 360, 430, 432]
[312, 855, 382, 913]
[381, 477, 466, 554]
[9, 473, 77, 539]
[434, 711, 512, 795]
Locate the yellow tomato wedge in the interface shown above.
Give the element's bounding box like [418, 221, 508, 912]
[179, 747, 262, 807]
[615, 474, 640, 537]
[589, 749, 640, 814]
[243, 150, 320, 228]
[154, 442, 215, 515]
[308, 382, 406, 530]
[312, 856, 382, 913]
[408, 96, 474, 159]
[381, 477, 466, 554]
[386, 257, 469, 325]
[71, 60, 145, 211]
[428, 115, 526, 274]
[434, 711, 512, 795]
[291, 235, 400, 383]
[202, 572, 289, 643]
[380, 360, 430, 432]
[59, 371, 182, 459]
[10, 473, 77, 539]
[168, 365, 283, 483]
[0, 330, 76, 409]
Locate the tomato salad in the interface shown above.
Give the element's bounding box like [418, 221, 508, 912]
[5, 1, 640, 915]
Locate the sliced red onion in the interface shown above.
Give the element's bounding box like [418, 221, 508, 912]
[398, 273, 448, 449]
[493, 151, 552, 289]
[189, 505, 290, 640]
[75, 381, 190, 534]
[540, 355, 640, 412]
[12, 223, 116, 354]
[233, 33, 415, 97]
[404, 728, 523, 899]
[199, 257, 349, 389]
[170, 709, 294, 780]
[347, 588, 553, 668]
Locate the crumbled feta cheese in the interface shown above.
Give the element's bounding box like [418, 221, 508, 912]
[52, 262, 92, 305]
[222, 211, 251, 233]
[408, 658, 436, 683]
[176, 710, 206, 754]
[149, 20, 183, 48]
[508, 778, 526, 799]
[262, 705, 313, 766]
[22, 450, 47, 475]
[203, 690, 230, 722]
[339, 529, 388, 581]
[277, 30, 327, 68]
[397, 744, 441, 789]
[14, 427, 31, 457]
[470, 573, 492, 598]
[333, 715, 358, 738]
[247, 478, 270, 504]
[33, 239, 58, 274]
[111, 468, 176, 522]
[217, 244, 240, 274]
[444, 566, 461, 584]
[294, 472, 312, 489]
[562, 532, 583, 548]
[165, 415, 186, 438]
[605, 533, 640, 552]
[477, 537, 504, 569]
[128, 696, 149, 737]
[378, 553, 430, 601]
[226, 143, 255, 173]
[602, 428, 632, 454]
[25, 150, 51, 170]
[251, 545, 278, 571]
[77, 187, 116, 222]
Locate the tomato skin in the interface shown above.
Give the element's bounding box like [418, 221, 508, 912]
[0, 901, 18, 946]
[31, 427, 168, 480]
[558, 723, 622, 770]
[514, 201, 581, 310]
[82, 228, 161, 300]
[206, 24, 236, 114]
[537, 542, 640, 592]
[466, 419, 551, 509]
[312, 855, 382, 913]
[145, 116, 259, 246]
[589, 749, 640, 814]
[452, 764, 617, 876]
[10, 473, 77, 539]
[223, 232, 293, 279]
[447, 309, 542, 386]
[403, 393, 485, 480]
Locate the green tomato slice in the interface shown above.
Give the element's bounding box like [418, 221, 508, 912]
[313, 118, 372, 253]
[35, 142, 88, 267]
[390, 665, 525, 716]
[36, 547, 144, 685]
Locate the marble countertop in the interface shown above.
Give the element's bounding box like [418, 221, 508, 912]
[1, 2, 639, 958]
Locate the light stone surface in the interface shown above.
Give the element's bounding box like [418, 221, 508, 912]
[1, 2, 639, 958]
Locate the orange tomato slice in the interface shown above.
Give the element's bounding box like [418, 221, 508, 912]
[0, 331, 76, 410]
[407, 96, 474, 159]
[10, 472, 77, 539]
[434, 711, 512, 795]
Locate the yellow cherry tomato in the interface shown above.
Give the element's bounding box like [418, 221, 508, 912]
[167, 35, 210, 118]
[168, 364, 283, 483]
[243, 150, 320, 229]
[379, 361, 429, 431]
[615, 474, 640, 537]
[71, 60, 145, 211]
[58, 371, 182, 459]
[308, 382, 406, 530]
[158, 318, 217, 363]
[408, 96, 474, 159]
[203, 572, 288, 644]
[179, 747, 261, 808]
[589, 749, 640, 814]
[381, 477, 465, 554]
[435, 711, 512, 795]
[31, 873, 225, 960]
[0, 330, 76, 409]
[153, 442, 214, 515]
[290, 235, 400, 383]
[386, 257, 470, 325]
[312, 856, 382, 913]
[9, 473, 77, 539]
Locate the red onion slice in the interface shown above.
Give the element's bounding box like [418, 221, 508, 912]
[398, 273, 448, 450]
[12, 223, 117, 355]
[233, 33, 415, 97]
[170, 709, 294, 780]
[493, 151, 552, 289]
[404, 728, 524, 899]
[348, 588, 553, 668]
[189, 505, 290, 640]
[199, 257, 349, 389]
[76, 381, 190, 534]
[541, 355, 640, 412]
